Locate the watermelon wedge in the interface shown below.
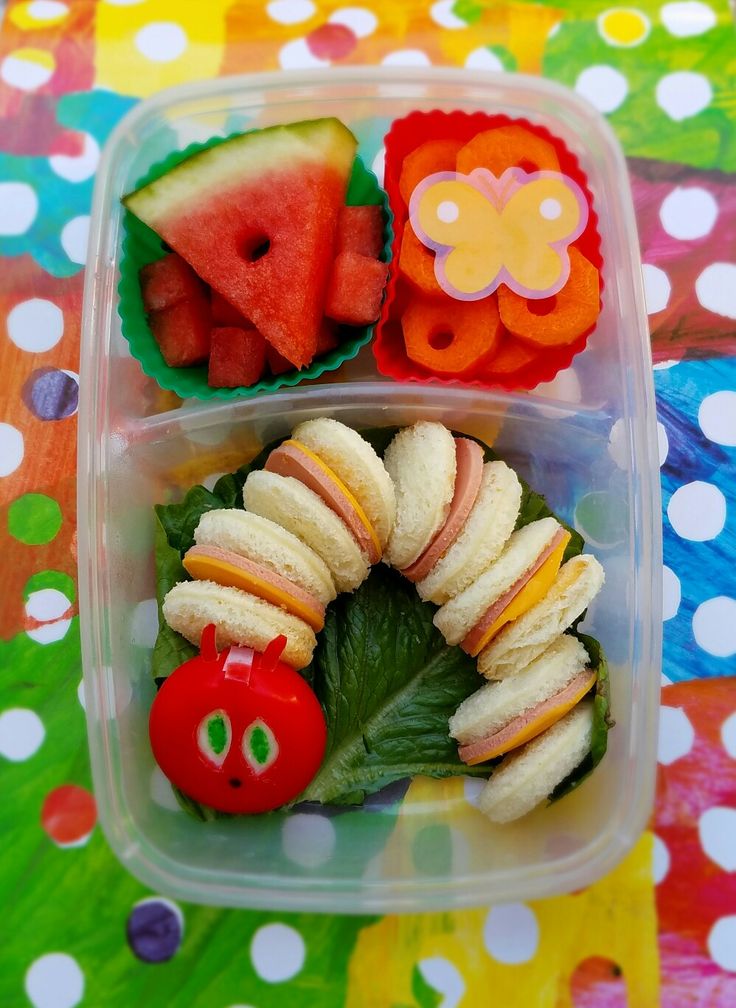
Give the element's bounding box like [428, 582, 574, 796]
[123, 118, 357, 369]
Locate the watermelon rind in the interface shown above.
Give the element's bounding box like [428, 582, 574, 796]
[118, 133, 392, 402]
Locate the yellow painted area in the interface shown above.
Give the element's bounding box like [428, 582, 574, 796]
[6, 46, 55, 70]
[468, 532, 570, 656]
[346, 787, 659, 1008]
[439, 3, 563, 74]
[463, 668, 597, 763]
[285, 440, 382, 559]
[95, 0, 233, 97]
[598, 7, 650, 46]
[9, 2, 69, 29]
[183, 549, 324, 631]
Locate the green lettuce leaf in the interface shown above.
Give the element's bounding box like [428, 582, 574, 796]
[300, 564, 489, 806]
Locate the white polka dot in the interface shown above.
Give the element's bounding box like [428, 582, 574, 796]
[329, 7, 377, 37]
[27, 619, 71, 645]
[656, 71, 712, 121]
[267, 0, 315, 24]
[642, 263, 671, 314]
[49, 132, 100, 183]
[76, 679, 85, 711]
[464, 47, 504, 71]
[721, 712, 736, 758]
[282, 813, 336, 868]
[653, 359, 680, 370]
[60, 215, 89, 265]
[26, 588, 70, 623]
[696, 263, 736, 319]
[417, 957, 465, 1008]
[463, 776, 485, 808]
[381, 49, 432, 67]
[658, 706, 695, 765]
[540, 198, 562, 220]
[201, 471, 226, 491]
[660, 187, 718, 240]
[135, 22, 188, 62]
[0, 181, 38, 236]
[371, 147, 385, 185]
[130, 598, 159, 649]
[607, 418, 628, 470]
[1, 53, 54, 90]
[534, 367, 582, 417]
[25, 952, 84, 1008]
[708, 916, 736, 972]
[667, 480, 726, 541]
[6, 298, 63, 353]
[693, 596, 736, 657]
[483, 904, 539, 964]
[699, 806, 736, 871]
[658, 421, 669, 466]
[663, 565, 681, 620]
[27, 1, 69, 21]
[0, 708, 45, 761]
[699, 391, 736, 446]
[0, 423, 24, 477]
[278, 37, 329, 69]
[437, 200, 459, 223]
[430, 0, 466, 28]
[250, 923, 305, 983]
[575, 65, 629, 113]
[652, 833, 670, 883]
[150, 766, 182, 811]
[661, 1, 716, 36]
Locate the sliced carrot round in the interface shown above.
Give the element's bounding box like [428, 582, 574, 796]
[402, 292, 502, 376]
[398, 138, 463, 208]
[456, 125, 561, 177]
[497, 249, 600, 348]
[482, 332, 539, 377]
[398, 225, 442, 296]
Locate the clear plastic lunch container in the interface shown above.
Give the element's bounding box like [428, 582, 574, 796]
[78, 68, 662, 912]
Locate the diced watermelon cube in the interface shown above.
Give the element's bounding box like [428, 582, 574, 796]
[140, 253, 203, 312]
[149, 297, 211, 367]
[336, 205, 384, 258]
[210, 289, 249, 327]
[266, 344, 293, 376]
[325, 251, 389, 326]
[208, 326, 267, 388]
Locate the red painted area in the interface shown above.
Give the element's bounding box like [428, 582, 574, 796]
[570, 956, 627, 1008]
[41, 785, 97, 845]
[307, 23, 357, 61]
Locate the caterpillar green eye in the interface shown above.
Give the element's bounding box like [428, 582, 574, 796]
[197, 710, 231, 766]
[242, 719, 278, 773]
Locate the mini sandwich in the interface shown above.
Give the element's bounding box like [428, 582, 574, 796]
[383, 422, 522, 600]
[434, 517, 571, 655]
[449, 634, 598, 822]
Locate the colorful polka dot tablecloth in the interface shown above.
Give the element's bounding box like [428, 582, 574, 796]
[2, 0, 736, 1005]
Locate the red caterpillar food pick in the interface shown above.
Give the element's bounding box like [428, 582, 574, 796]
[149, 626, 326, 814]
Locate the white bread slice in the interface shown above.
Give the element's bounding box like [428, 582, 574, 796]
[383, 421, 457, 570]
[478, 554, 605, 680]
[162, 579, 316, 670]
[417, 460, 522, 604]
[478, 700, 594, 823]
[243, 469, 370, 593]
[434, 517, 562, 645]
[293, 418, 396, 548]
[449, 634, 589, 743]
[194, 508, 336, 605]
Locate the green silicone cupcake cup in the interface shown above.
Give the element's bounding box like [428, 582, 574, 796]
[118, 134, 392, 401]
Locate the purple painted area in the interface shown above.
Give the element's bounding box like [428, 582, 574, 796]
[126, 900, 182, 964]
[22, 367, 78, 421]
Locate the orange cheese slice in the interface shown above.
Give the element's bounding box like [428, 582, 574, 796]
[468, 532, 570, 657]
[284, 439, 382, 561]
[183, 548, 325, 632]
[460, 668, 597, 765]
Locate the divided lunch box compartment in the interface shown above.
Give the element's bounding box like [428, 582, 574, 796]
[78, 68, 662, 912]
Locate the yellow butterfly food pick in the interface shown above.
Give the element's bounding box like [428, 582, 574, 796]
[409, 167, 589, 301]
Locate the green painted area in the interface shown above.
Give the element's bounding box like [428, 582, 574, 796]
[7, 494, 62, 545]
[249, 724, 272, 766]
[207, 714, 228, 756]
[23, 569, 76, 604]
